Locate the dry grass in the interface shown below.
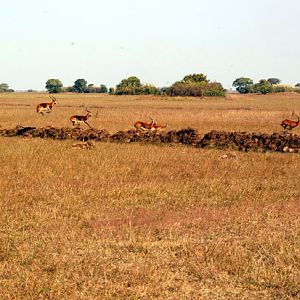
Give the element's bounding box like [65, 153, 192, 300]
[0, 93, 300, 299]
[1, 92, 300, 133]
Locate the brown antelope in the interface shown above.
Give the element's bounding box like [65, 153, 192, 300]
[134, 117, 156, 131]
[70, 108, 93, 129]
[281, 111, 300, 131]
[36, 95, 57, 115]
[150, 123, 168, 131]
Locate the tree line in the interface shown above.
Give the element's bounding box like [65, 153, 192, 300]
[45, 79, 108, 94]
[43, 74, 226, 97]
[232, 77, 300, 94]
[1, 74, 300, 96]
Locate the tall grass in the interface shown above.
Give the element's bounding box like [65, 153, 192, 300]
[0, 93, 299, 299]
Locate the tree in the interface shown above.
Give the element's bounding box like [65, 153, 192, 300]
[253, 79, 273, 94]
[73, 79, 87, 93]
[116, 76, 141, 88]
[115, 76, 143, 95]
[232, 77, 254, 94]
[45, 79, 63, 93]
[99, 84, 108, 93]
[140, 84, 159, 95]
[295, 83, 300, 88]
[109, 87, 115, 94]
[182, 73, 208, 83]
[267, 78, 281, 85]
[0, 83, 14, 93]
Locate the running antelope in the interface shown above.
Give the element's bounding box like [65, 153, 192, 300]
[36, 95, 57, 115]
[281, 111, 300, 132]
[134, 117, 156, 131]
[150, 123, 168, 131]
[70, 109, 93, 129]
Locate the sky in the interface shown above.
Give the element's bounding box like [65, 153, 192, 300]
[1, 0, 300, 91]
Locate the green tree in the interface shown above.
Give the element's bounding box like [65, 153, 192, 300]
[232, 77, 254, 94]
[0, 83, 14, 93]
[117, 76, 141, 88]
[0, 83, 9, 91]
[73, 79, 87, 93]
[253, 79, 273, 94]
[267, 78, 281, 85]
[140, 84, 159, 95]
[203, 82, 226, 97]
[86, 84, 96, 93]
[182, 73, 208, 83]
[109, 87, 115, 94]
[99, 84, 108, 93]
[63, 86, 74, 93]
[45, 79, 63, 93]
[115, 76, 143, 95]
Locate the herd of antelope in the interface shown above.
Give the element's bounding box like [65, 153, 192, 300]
[36, 94, 300, 133]
[36, 94, 168, 131]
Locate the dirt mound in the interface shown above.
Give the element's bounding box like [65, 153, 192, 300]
[0, 126, 299, 153]
[198, 131, 300, 153]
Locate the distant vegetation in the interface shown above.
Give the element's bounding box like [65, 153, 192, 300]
[113, 76, 160, 95]
[45, 78, 108, 94]
[233, 77, 300, 94]
[2, 75, 300, 96]
[111, 73, 226, 97]
[0, 83, 14, 93]
[166, 73, 226, 97]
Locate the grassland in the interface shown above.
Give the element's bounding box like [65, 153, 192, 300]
[0, 93, 300, 299]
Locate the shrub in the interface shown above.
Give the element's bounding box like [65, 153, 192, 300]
[167, 81, 226, 97]
[203, 82, 226, 97]
[167, 81, 206, 97]
[253, 79, 273, 94]
[114, 76, 159, 95]
[272, 84, 295, 93]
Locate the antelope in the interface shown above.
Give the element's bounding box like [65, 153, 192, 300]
[134, 117, 156, 131]
[281, 111, 300, 132]
[150, 123, 168, 131]
[36, 95, 57, 115]
[70, 108, 93, 129]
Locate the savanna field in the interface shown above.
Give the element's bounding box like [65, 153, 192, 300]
[0, 93, 300, 299]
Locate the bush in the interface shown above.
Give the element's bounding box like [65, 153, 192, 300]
[203, 82, 226, 97]
[253, 79, 273, 94]
[114, 77, 159, 95]
[63, 86, 74, 93]
[272, 84, 295, 93]
[140, 84, 160, 95]
[167, 82, 205, 97]
[167, 81, 226, 97]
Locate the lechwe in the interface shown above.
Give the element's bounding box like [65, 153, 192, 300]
[134, 117, 156, 131]
[70, 108, 93, 129]
[36, 95, 57, 115]
[281, 111, 299, 132]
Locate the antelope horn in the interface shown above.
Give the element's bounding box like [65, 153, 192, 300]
[149, 116, 155, 123]
[83, 104, 91, 113]
[49, 94, 56, 101]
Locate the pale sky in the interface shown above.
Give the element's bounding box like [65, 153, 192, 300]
[1, 0, 300, 90]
